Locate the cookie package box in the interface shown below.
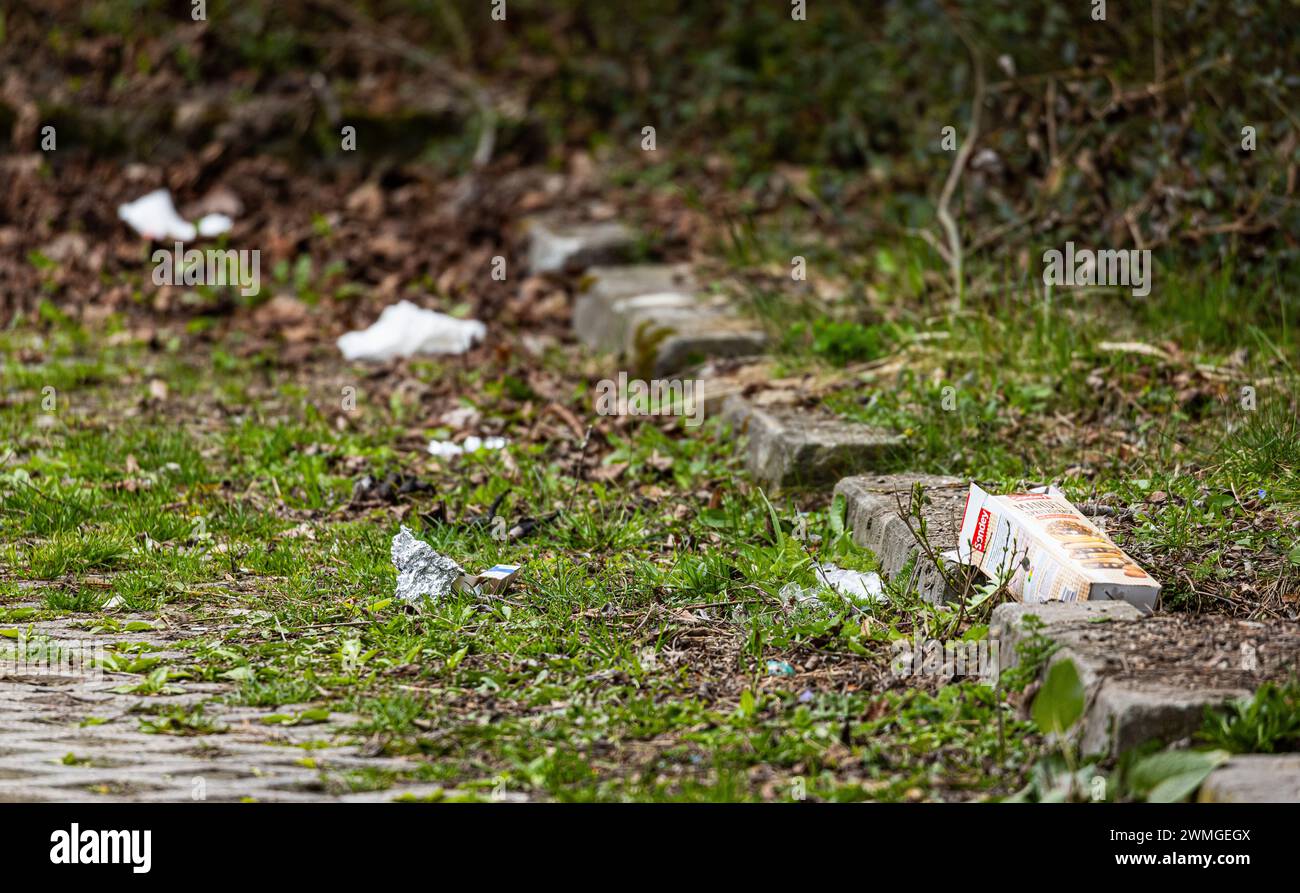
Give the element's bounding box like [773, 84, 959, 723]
[955, 483, 1160, 613]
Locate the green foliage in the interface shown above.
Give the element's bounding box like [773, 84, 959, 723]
[1013, 739, 1232, 804]
[1125, 749, 1230, 803]
[43, 588, 107, 613]
[998, 615, 1057, 693]
[139, 705, 227, 736]
[1200, 681, 1300, 754]
[1219, 392, 1300, 503]
[787, 319, 889, 367]
[1031, 658, 1084, 737]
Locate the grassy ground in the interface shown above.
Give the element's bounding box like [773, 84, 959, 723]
[703, 210, 1300, 617]
[1, 314, 1049, 802]
[3, 0, 1297, 803]
[4, 194, 1299, 800]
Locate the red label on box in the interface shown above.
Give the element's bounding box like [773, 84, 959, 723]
[972, 508, 991, 552]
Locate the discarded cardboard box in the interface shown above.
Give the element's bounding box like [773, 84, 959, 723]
[956, 484, 1160, 613]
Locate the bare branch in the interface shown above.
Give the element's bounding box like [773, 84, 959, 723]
[934, 24, 985, 311]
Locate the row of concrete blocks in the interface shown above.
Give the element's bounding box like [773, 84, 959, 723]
[989, 602, 1299, 802]
[540, 223, 1295, 801]
[715, 400, 1293, 798]
[530, 220, 906, 478]
[820, 468, 1292, 802]
[755, 444, 1297, 800]
[529, 220, 767, 377]
[834, 473, 1295, 800]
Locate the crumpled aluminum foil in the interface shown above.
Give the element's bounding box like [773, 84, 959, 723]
[391, 526, 467, 605]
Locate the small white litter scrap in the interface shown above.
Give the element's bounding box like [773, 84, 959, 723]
[117, 189, 235, 242]
[337, 300, 486, 361]
[816, 564, 885, 605]
[529, 231, 584, 274]
[427, 435, 508, 459]
[472, 563, 523, 595]
[781, 564, 885, 609]
[118, 189, 196, 241]
[196, 213, 234, 237]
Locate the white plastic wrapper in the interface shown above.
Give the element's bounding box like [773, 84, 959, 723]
[778, 581, 819, 607]
[815, 564, 885, 604]
[391, 526, 467, 605]
[338, 300, 486, 361]
[781, 564, 885, 609]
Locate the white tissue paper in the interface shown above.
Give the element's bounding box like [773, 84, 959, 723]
[118, 190, 237, 242]
[338, 300, 486, 361]
[780, 564, 885, 609]
[118, 189, 197, 241]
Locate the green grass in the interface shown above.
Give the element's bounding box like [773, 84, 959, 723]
[4, 0, 1296, 803]
[0, 319, 1046, 801]
[43, 587, 108, 613]
[1200, 681, 1300, 754]
[706, 211, 1300, 612]
[2, 253, 1292, 798]
[22, 532, 131, 579]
